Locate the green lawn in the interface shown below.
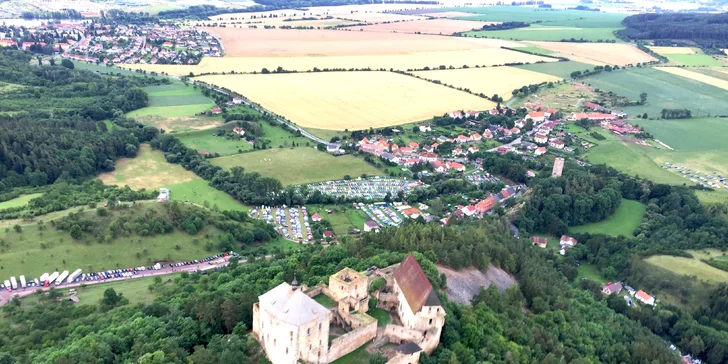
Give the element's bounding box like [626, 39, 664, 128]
[638, 118, 728, 152]
[466, 25, 620, 42]
[368, 308, 391, 327]
[665, 54, 724, 67]
[306, 204, 370, 235]
[575, 264, 607, 284]
[313, 293, 338, 308]
[175, 130, 253, 156]
[144, 84, 212, 107]
[127, 103, 214, 119]
[448, 6, 627, 28]
[645, 255, 728, 284]
[211, 147, 383, 185]
[0, 193, 43, 210]
[570, 199, 646, 237]
[581, 67, 728, 117]
[0, 204, 229, 278]
[166, 180, 249, 212]
[512, 61, 595, 79]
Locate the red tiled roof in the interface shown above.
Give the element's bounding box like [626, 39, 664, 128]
[636, 290, 652, 302]
[393, 254, 434, 313]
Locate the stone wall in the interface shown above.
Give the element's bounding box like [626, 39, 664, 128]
[383, 324, 423, 345]
[387, 351, 422, 364]
[327, 321, 377, 362]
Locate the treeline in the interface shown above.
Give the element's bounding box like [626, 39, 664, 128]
[20, 9, 83, 19]
[480, 21, 529, 30]
[618, 13, 728, 51]
[661, 108, 692, 119]
[0, 49, 163, 192]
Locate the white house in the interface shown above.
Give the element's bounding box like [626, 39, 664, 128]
[449, 110, 463, 119]
[534, 133, 548, 144]
[157, 188, 170, 202]
[419, 125, 432, 132]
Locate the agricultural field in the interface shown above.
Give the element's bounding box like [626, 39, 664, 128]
[655, 67, 728, 91]
[647, 46, 698, 55]
[689, 67, 728, 82]
[466, 25, 620, 42]
[645, 254, 728, 284]
[211, 3, 437, 21]
[124, 46, 555, 76]
[0, 193, 43, 210]
[412, 66, 561, 101]
[638, 117, 728, 152]
[447, 6, 627, 28]
[524, 41, 656, 66]
[513, 60, 595, 79]
[664, 54, 724, 67]
[0, 203, 226, 278]
[127, 83, 220, 132]
[98, 144, 200, 191]
[350, 18, 496, 35]
[210, 147, 383, 185]
[165, 180, 248, 212]
[582, 67, 728, 117]
[196, 72, 495, 130]
[570, 199, 646, 237]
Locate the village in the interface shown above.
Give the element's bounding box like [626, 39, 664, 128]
[0, 21, 222, 65]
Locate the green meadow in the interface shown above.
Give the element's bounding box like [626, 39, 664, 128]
[467, 25, 619, 42]
[645, 254, 728, 284]
[166, 180, 249, 212]
[211, 147, 383, 186]
[448, 6, 627, 28]
[174, 129, 254, 156]
[665, 54, 724, 67]
[512, 60, 595, 79]
[570, 199, 646, 237]
[0, 193, 43, 210]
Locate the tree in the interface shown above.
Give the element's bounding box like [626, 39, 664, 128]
[60, 59, 74, 69]
[69, 224, 83, 239]
[639, 92, 647, 105]
[369, 352, 387, 364]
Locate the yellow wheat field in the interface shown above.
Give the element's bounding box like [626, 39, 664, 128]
[647, 46, 698, 55]
[196, 72, 495, 130]
[412, 66, 561, 101]
[123, 47, 556, 76]
[526, 41, 657, 66]
[655, 67, 728, 91]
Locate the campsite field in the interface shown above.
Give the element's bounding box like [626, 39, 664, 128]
[124, 46, 555, 76]
[350, 18, 495, 35]
[412, 66, 561, 101]
[655, 67, 728, 91]
[0, 193, 43, 210]
[196, 72, 495, 130]
[569, 199, 646, 237]
[210, 147, 383, 185]
[645, 254, 728, 284]
[126, 83, 220, 132]
[582, 67, 728, 117]
[466, 25, 620, 42]
[664, 54, 724, 67]
[98, 144, 200, 190]
[523, 41, 656, 66]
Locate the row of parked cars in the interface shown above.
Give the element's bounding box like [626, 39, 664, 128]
[170, 252, 237, 268]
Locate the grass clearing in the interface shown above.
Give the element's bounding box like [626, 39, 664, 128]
[306, 204, 370, 235]
[211, 147, 383, 185]
[0, 193, 43, 210]
[665, 54, 724, 67]
[654, 67, 728, 91]
[413, 66, 561, 101]
[196, 72, 495, 131]
[313, 294, 338, 308]
[0, 203, 226, 278]
[575, 264, 607, 284]
[127, 82, 219, 133]
[582, 67, 728, 117]
[645, 255, 728, 284]
[570, 199, 646, 237]
[166, 180, 248, 212]
[368, 308, 391, 326]
[98, 144, 200, 190]
[467, 25, 620, 42]
[175, 129, 253, 156]
[513, 60, 595, 79]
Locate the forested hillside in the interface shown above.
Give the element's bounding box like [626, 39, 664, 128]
[618, 13, 728, 50]
[0, 49, 164, 192]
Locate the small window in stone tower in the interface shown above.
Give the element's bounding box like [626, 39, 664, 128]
[307, 328, 310, 336]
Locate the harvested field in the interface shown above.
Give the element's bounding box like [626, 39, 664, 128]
[437, 265, 516, 305]
[412, 66, 561, 101]
[211, 4, 438, 21]
[655, 67, 728, 91]
[200, 27, 496, 57]
[647, 46, 698, 54]
[196, 72, 495, 130]
[98, 144, 200, 190]
[125, 47, 555, 76]
[417, 11, 481, 18]
[526, 41, 657, 66]
[336, 12, 425, 23]
[349, 18, 497, 35]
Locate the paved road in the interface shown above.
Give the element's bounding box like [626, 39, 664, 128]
[0, 254, 273, 307]
[488, 137, 522, 152]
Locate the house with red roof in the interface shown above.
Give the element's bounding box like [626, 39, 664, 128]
[468, 146, 479, 154]
[455, 135, 469, 143]
[419, 152, 438, 162]
[408, 141, 419, 150]
[0, 40, 17, 48]
[511, 127, 520, 135]
[534, 147, 547, 156]
[452, 148, 467, 156]
[449, 110, 463, 119]
[635, 290, 655, 306]
[431, 160, 447, 173]
[475, 196, 496, 213]
[323, 230, 334, 239]
[526, 112, 546, 123]
[503, 129, 512, 137]
[470, 133, 482, 141]
[445, 161, 465, 172]
[531, 236, 548, 248]
[465, 110, 479, 118]
[515, 119, 526, 128]
[483, 130, 493, 139]
[210, 107, 222, 115]
[571, 112, 617, 121]
[311, 213, 323, 222]
[534, 133, 548, 144]
[549, 139, 565, 149]
[488, 108, 499, 115]
[560, 235, 577, 247]
[584, 101, 601, 110]
[399, 147, 413, 155]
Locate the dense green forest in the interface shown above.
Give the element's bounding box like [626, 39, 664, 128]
[0, 49, 164, 192]
[618, 13, 728, 51]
